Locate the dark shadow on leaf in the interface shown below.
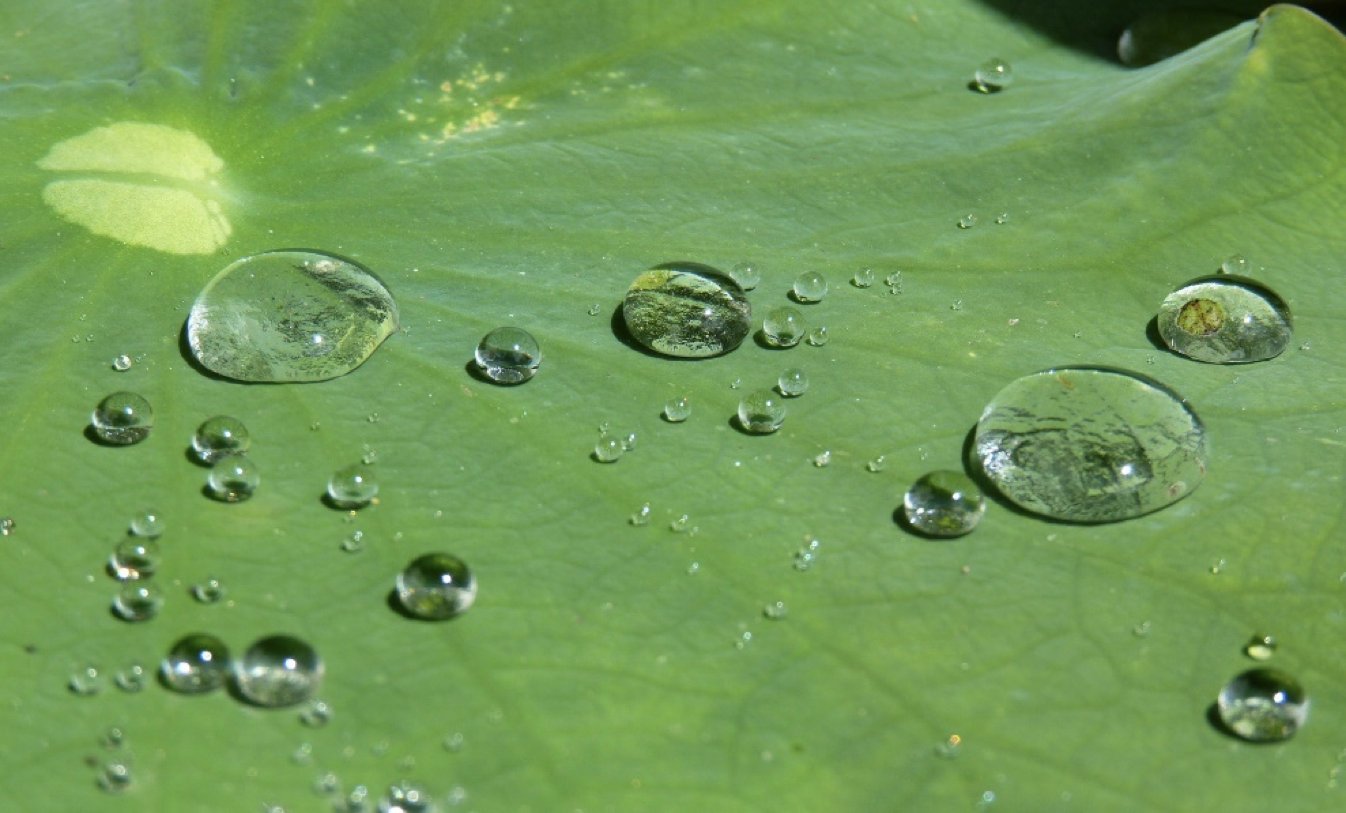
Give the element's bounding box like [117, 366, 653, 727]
[386, 588, 461, 622]
[1144, 315, 1169, 353]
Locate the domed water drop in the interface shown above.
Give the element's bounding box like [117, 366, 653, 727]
[762, 306, 806, 348]
[902, 470, 986, 537]
[957, 214, 977, 230]
[191, 415, 250, 463]
[90, 392, 153, 445]
[161, 633, 230, 694]
[852, 268, 875, 288]
[207, 455, 259, 502]
[191, 577, 226, 604]
[1220, 254, 1250, 275]
[114, 663, 148, 692]
[729, 261, 761, 291]
[113, 582, 163, 621]
[111, 354, 133, 372]
[69, 664, 104, 696]
[1156, 275, 1292, 363]
[299, 698, 334, 728]
[972, 58, 1012, 92]
[806, 326, 829, 346]
[777, 368, 809, 397]
[0, 517, 12, 536]
[974, 367, 1208, 522]
[396, 552, 477, 620]
[792, 271, 828, 303]
[1217, 667, 1307, 742]
[186, 249, 399, 382]
[129, 509, 163, 538]
[233, 635, 323, 707]
[474, 326, 541, 384]
[663, 396, 692, 422]
[1244, 633, 1277, 661]
[593, 436, 624, 463]
[97, 761, 133, 793]
[326, 463, 378, 509]
[622, 262, 752, 358]
[737, 390, 786, 434]
[109, 537, 160, 580]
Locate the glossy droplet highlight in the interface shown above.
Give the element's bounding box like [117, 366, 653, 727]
[396, 553, 478, 620]
[474, 326, 541, 384]
[113, 582, 164, 622]
[729, 261, 761, 291]
[161, 633, 230, 694]
[233, 635, 323, 708]
[622, 262, 752, 358]
[98, 761, 133, 793]
[737, 390, 786, 434]
[974, 367, 1208, 522]
[1156, 275, 1292, 363]
[792, 271, 828, 303]
[972, 58, 1012, 92]
[326, 463, 378, 509]
[663, 396, 692, 422]
[1244, 633, 1277, 661]
[902, 470, 986, 537]
[208, 455, 259, 502]
[109, 537, 160, 581]
[191, 415, 250, 464]
[1217, 668, 1307, 742]
[129, 509, 163, 538]
[777, 368, 809, 397]
[762, 306, 806, 348]
[91, 392, 153, 445]
[187, 250, 399, 382]
[0, 517, 12, 536]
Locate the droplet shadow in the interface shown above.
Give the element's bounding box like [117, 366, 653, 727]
[385, 588, 459, 622]
[178, 319, 238, 384]
[752, 329, 800, 351]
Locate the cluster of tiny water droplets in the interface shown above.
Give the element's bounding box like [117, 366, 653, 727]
[793, 536, 821, 571]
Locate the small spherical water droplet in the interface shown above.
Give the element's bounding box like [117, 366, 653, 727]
[669, 514, 693, 533]
[622, 263, 752, 357]
[593, 436, 624, 463]
[1219, 254, 1249, 275]
[812, 450, 832, 467]
[114, 663, 148, 692]
[935, 733, 962, 759]
[383, 781, 431, 813]
[957, 214, 977, 230]
[762, 306, 806, 348]
[69, 664, 104, 696]
[866, 455, 887, 473]
[629, 502, 652, 526]
[207, 455, 259, 502]
[326, 463, 378, 509]
[791, 271, 828, 303]
[763, 601, 788, 620]
[97, 761, 133, 793]
[734, 630, 753, 650]
[994, 212, 1009, 225]
[729, 261, 761, 291]
[884, 271, 905, 294]
[111, 354, 133, 372]
[191, 415, 251, 464]
[686, 561, 700, 575]
[1244, 633, 1277, 661]
[805, 325, 829, 346]
[113, 581, 163, 621]
[737, 390, 786, 434]
[972, 57, 1013, 92]
[90, 392, 154, 445]
[663, 396, 692, 422]
[191, 577, 226, 603]
[620, 430, 638, 452]
[341, 530, 365, 553]
[101, 726, 126, 749]
[902, 471, 987, 538]
[852, 267, 875, 288]
[1217, 668, 1308, 742]
[1132, 620, 1152, 638]
[108, 537, 160, 581]
[128, 509, 163, 538]
[474, 326, 542, 384]
[777, 368, 809, 397]
[0, 516, 13, 536]
[299, 698, 334, 727]
[1157, 275, 1292, 363]
[396, 553, 477, 620]
[161, 633, 230, 694]
[233, 635, 324, 708]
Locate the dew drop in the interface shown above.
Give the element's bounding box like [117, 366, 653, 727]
[619, 430, 638, 452]
[186, 250, 399, 382]
[1220, 254, 1250, 275]
[113, 582, 163, 622]
[0, 516, 13, 536]
[1244, 632, 1278, 661]
[108, 537, 160, 581]
[382, 781, 431, 813]
[1156, 275, 1292, 363]
[663, 396, 692, 422]
[1132, 621, 1152, 638]
[805, 325, 829, 346]
[729, 261, 761, 291]
[207, 455, 259, 502]
[326, 463, 378, 509]
[777, 368, 809, 397]
[763, 601, 788, 620]
[191, 415, 250, 464]
[114, 662, 148, 692]
[1216, 668, 1308, 742]
[396, 553, 477, 620]
[101, 726, 126, 748]
[669, 514, 694, 533]
[957, 214, 977, 229]
[473, 326, 542, 384]
[443, 732, 466, 753]
[622, 262, 752, 357]
[793, 536, 821, 571]
[935, 733, 962, 759]
[191, 577, 227, 604]
[299, 698, 334, 727]
[762, 306, 806, 348]
[791, 271, 828, 303]
[341, 531, 365, 553]
[974, 367, 1208, 522]
[69, 664, 104, 696]
[994, 212, 1009, 225]
[972, 57, 1013, 92]
[686, 561, 700, 575]
[852, 267, 875, 288]
[902, 470, 987, 538]
[593, 436, 624, 463]
[586, 303, 601, 316]
[884, 271, 905, 294]
[233, 635, 323, 707]
[90, 391, 153, 445]
[111, 354, 133, 372]
[629, 502, 652, 526]
[813, 450, 832, 467]
[128, 509, 164, 539]
[161, 633, 230, 694]
[97, 761, 133, 793]
[737, 390, 786, 434]
[866, 455, 887, 473]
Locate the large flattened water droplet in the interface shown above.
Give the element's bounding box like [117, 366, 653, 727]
[974, 367, 1208, 522]
[1156, 275, 1292, 363]
[622, 262, 751, 358]
[187, 250, 399, 382]
[1216, 667, 1308, 742]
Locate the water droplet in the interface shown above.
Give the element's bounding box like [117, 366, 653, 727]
[686, 561, 700, 575]
[902, 470, 987, 538]
[90, 391, 153, 445]
[586, 303, 601, 316]
[737, 390, 786, 434]
[669, 514, 694, 533]
[0, 517, 13, 536]
[473, 326, 542, 384]
[346, 785, 372, 813]
[734, 630, 753, 650]
[326, 463, 378, 509]
[1132, 620, 1152, 638]
[972, 57, 1013, 92]
[622, 262, 752, 357]
[396, 553, 477, 620]
[1244, 632, 1277, 661]
[1156, 275, 1292, 363]
[207, 455, 260, 502]
[191, 415, 250, 464]
[1210, 558, 1227, 575]
[866, 455, 887, 473]
[620, 430, 638, 452]
[1216, 668, 1308, 742]
[629, 502, 652, 526]
[315, 772, 342, 795]
[341, 531, 365, 553]
[974, 367, 1208, 522]
[729, 261, 761, 291]
[233, 635, 323, 707]
[109, 537, 160, 580]
[793, 536, 821, 571]
[994, 212, 1009, 225]
[443, 732, 466, 753]
[763, 601, 788, 620]
[161, 633, 230, 694]
[1220, 254, 1249, 275]
[97, 761, 133, 793]
[114, 663, 147, 692]
[884, 271, 905, 294]
[382, 781, 431, 813]
[777, 368, 809, 397]
[69, 664, 104, 696]
[128, 509, 163, 539]
[593, 436, 624, 463]
[813, 450, 832, 467]
[762, 305, 806, 348]
[663, 396, 692, 422]
[935, 733, 962, 759]
[950, 299, 965, 311]
[805, 325, 829, 346]
[299, 698, 334, 727]
[101, 726, 126, 749]
[791, 271, 828, 303]
[729, 378, 743, 389]
[191, 577, 227, 603]
[112, 354, 133, 372]
[186, 250, 399, 382]
[852, 267, 875, 288]
[113, 582, 164, 621]
[957, 214, 977, 230]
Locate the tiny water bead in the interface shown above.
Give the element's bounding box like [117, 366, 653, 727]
[622, 262, 752, 358]
[902, 471, 986, 538]
[396, 553, 477, 620]
[1217, 668, 1308, 742]
[763, 601, 788, 620]
[762, 305, 806, 348]
[806, 326, 829, 347]
[974, 367, 1209, 522]
[957, 214, 977, 230]
[207, 455, 260, 502]
[852, 268, 875, 288]
[69, 665, 104, 696]
[90, 391, 154, 445]
[129, 509, 163, 538]
[737, 390, 786, 434]
[813, 450, 832, 467]
[233, 635, 324, 708]
[341, 531, 365, 553]
[113, 582, 164, 622]
[1244, 633, 1278, 661]
[186, 249, 399, 382]
[0, 516, 12, 536]
[109, 537, 160, 580]
[793, 536, 821, 571]
[115, 663, 148, 692]
[629, 502, 652, 526]
[191, 577, 226, 603]
[191, 415, 250, 463]
[98, 761, 133, 793]
[327, 463, 378, 509]
[1156, 275, 1292, 363]
[161, 633, 231, 694]
[972, 57, 1013, 92]
[729, 261, 761, 291]
[792, 271, 828, 303]
[112, 354, 132, 372]
[777, 368, 809, 397]
[1220, 254, 1250, 275]
[474, 326, 542, 384]
[663, 396, 692, 422]
[299, 698, 334, 727]
[593, 436, 624, 463]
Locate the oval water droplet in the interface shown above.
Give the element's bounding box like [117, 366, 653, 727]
[622, 262, 752, 358]
[1244, 633, 1278, 661]
[326, 463, 378, 509]
[902, 470, 986, 537]
[1216, 667, 1307, 742]
[762, 306, 806, 348]
[791, 271, 828, 303]
[207, 455, 259, 502]
[396, 553, 477, 620]
[129, 509, 163, 539]
[191, 415, 250, 464]
[112, 582, 164, 621]
[111, 354, 133, 372]
[299, 698, 334, 728]
[114, 663, 148, 692]
[805, 325, 829, 346]
[729, 261, 761, 291]
[737, 390, 786, 434]
[852, 267, 875, 288]
[1156, 275, 1292, 363]
[233, 635, 323, 707]
[69, 664, 104, 696]
[191, 577, 227, 604]
[593, 436, 624, 463]
[974, 367, 1208, 522]
[161, 633, 230, 694]
[186, 250, 399, 382]
[972, 57, 1012, 92]
[90, 392, 153, 445]
[777, 368, 809, 397]
[663, 396, 692, 423]
[109, 537, 160, 581]
[474, 326, 541, 384]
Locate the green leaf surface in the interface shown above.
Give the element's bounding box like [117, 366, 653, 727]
[2, 2, 1345, 810]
